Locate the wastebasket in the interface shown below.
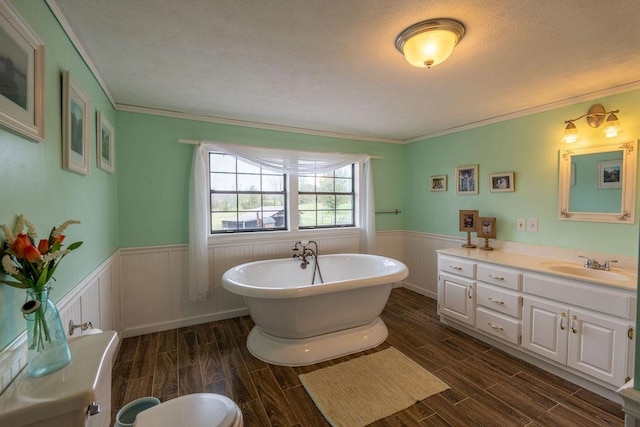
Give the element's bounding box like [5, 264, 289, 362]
[114, 396, 161, 427]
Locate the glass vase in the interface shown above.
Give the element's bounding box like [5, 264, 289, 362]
[23, 286, 71, 377]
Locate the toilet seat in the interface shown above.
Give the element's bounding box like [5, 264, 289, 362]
[133, 393, 243, 427]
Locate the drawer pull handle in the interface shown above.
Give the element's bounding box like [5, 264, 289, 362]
[467, 286, 473, 299]
[450, 265, 463, 270]
[559, 313, 567, 330]
[488, 322, 504, 331]
[488, 274, 505, 281]
[488, 297, 505, 305]
[571, 315, 578, 334]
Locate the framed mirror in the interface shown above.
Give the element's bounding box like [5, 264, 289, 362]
[558, 140, 637, 223]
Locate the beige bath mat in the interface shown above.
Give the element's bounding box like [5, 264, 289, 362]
[298, 347, 449, 426]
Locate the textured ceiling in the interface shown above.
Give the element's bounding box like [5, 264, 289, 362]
[50, 0, 640, 142]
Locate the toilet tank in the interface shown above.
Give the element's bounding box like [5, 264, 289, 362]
[0, 331, 119, 427]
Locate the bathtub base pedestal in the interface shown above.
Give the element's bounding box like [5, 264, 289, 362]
[246, 317, 388, 366]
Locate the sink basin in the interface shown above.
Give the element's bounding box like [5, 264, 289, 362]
[542, 262, 631, 282]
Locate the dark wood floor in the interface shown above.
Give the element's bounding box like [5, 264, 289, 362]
[111, 288, 626, 426]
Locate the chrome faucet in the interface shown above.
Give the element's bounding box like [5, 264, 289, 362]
[578, 255, 618, 271]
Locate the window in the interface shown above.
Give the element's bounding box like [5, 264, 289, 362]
[209, 153, 286, 233]
[208, 153, 356, 234]
[298, 165, 355, 228]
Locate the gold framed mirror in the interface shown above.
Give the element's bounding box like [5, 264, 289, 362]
[558, 140, 637, 223]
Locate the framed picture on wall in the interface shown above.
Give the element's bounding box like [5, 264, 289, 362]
[597, 159, 621, 189]
[455, 165, 478, 195]
[489, 172, 515, 193]
[62, 70, 91, 175]
[96, 111, 115, 173]
[0, 0, 45, 142]
[430, 175, 447, 192]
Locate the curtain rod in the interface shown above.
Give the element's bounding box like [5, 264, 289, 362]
[178, 139, 384, 159]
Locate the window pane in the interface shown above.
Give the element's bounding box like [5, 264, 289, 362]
[237, 159, 261, 174]
[210, 153, 236, 173]
[211, 194, 237, 212]
[212, 212, 238, 231]
[335, 177, 352, 193]
[336, 194, 352, 209]
[238, 194, 261, 210]
[210, 173, 236, 191]
[317, 176, 334, 192]
[299, 176, 315, 192]
[299, 210, 316, 227]
[237, 174, 261, 191]
[263, 194, 284, 207]
[317, 210, 335, 226]
[298, 165, 354, 230]
[263, 175, 284, 192]
[336, 209, 354, 225]
[317, 194, 335, 209]
[335, 165, 352, 178]
[299, 194, 316, 210]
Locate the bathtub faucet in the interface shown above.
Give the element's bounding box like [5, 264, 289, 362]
[292, 241, 324, 283]
[292, 240, 317, 268]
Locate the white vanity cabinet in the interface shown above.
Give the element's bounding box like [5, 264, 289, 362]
[437, 255, 476, 326]
[436, 250, 636, 395]
[522, 273, 634, 387]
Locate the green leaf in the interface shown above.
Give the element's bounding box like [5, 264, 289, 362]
[0, 280, 29, 289]
[67, 241, 83, 251]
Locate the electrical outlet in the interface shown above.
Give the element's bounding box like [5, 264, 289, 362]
[527, 218, 538, 233]
[517, 218, 526, 232]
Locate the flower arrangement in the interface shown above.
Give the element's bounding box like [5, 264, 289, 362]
[1, 215, 82, 290]
[1, 215, 82, 353]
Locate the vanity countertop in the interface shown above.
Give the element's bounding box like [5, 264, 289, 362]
[437, 247, 637, 291]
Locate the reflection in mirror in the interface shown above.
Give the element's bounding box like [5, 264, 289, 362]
[558, 140, 637, 223]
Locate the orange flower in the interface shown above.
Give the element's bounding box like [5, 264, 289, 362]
[37, 239, 49, 254]
[23, 245, 41, 263]
[55, 234, 66, 244]
[12, 234, 31, 258]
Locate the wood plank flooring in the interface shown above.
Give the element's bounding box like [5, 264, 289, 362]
[111, 288, 625, 426]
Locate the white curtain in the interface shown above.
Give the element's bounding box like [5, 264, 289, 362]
[188, 141, 376, 301]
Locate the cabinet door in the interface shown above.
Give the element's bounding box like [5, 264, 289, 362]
[522, 297, 568, 364]
[438, 273, 475, 326]
[567, 309, 629, 387]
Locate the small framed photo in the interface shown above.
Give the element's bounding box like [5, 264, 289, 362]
[455, 165, 478, 195]
[0, 0, 45, 142]
[477, 217, 497, 238]
[489, 172, 515, 193]
[597, 160, 621, 189]
[459, 210, 478, 232]
[62, 70, 91, 175]
[430, 175, 447, 192]
[96, 111, 115, 173]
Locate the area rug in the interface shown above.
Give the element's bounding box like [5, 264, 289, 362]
[298, 347, 449, 426]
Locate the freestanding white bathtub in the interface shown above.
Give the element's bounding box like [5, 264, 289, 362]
[221, 253, 409, 366]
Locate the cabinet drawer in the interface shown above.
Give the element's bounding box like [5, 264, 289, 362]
[477, 263, 522, 291]
[477, 307, 521, 345]
[477, 283, 521, 318]
[439, 256, 476, 279]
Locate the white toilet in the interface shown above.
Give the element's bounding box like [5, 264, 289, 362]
[0, 331, 243, 427]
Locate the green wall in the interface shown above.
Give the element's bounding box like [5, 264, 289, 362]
[404, 89, 640, 256]
[116, 112, 404, 247]
[0, 1, 119, 350]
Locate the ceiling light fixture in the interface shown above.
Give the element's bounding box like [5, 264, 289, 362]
[562, 104, 621, 144]
[395, 18, 465, 68]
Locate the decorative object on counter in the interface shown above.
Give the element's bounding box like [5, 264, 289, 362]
[488, 172, 514, 193]
[477, 217, 496, 251]
[455, 165, 478, 195]
[62, 70, 91, 175]
[430, 175, 447, 192]
[458, 210, 478, 248]
[0, 0, 45, 142]
[1, 215, 83, 377]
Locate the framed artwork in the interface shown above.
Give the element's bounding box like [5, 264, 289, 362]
[96, 111, 115, 173]
[477, 217, 497, 238]
[0, 0, 45, 142]
[430, 175, 447, 192]
[597, 159, 621, 189]
[489, 172, 515, 193]
[62, 70, 91, 175]
[455, 165, 478, 195]
[459, 210, 478, 232]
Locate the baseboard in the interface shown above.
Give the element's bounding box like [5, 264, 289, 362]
[402, 282, 436, 300]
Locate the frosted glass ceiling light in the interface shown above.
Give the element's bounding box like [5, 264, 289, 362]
[562, 104, 621, 143]
[395, 19, 465, 68]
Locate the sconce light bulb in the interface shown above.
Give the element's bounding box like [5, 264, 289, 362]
[562, 121, 579, 144]
[604, 112, 620, 138]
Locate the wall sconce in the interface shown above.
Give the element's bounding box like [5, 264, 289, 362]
[395, 18, 465, 68]
[562, 104, 621, 144]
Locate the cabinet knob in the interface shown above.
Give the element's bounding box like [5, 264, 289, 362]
[559, 313, 567, 330]
[467, 286, 473, 299]
[571, 315, 578, 334]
